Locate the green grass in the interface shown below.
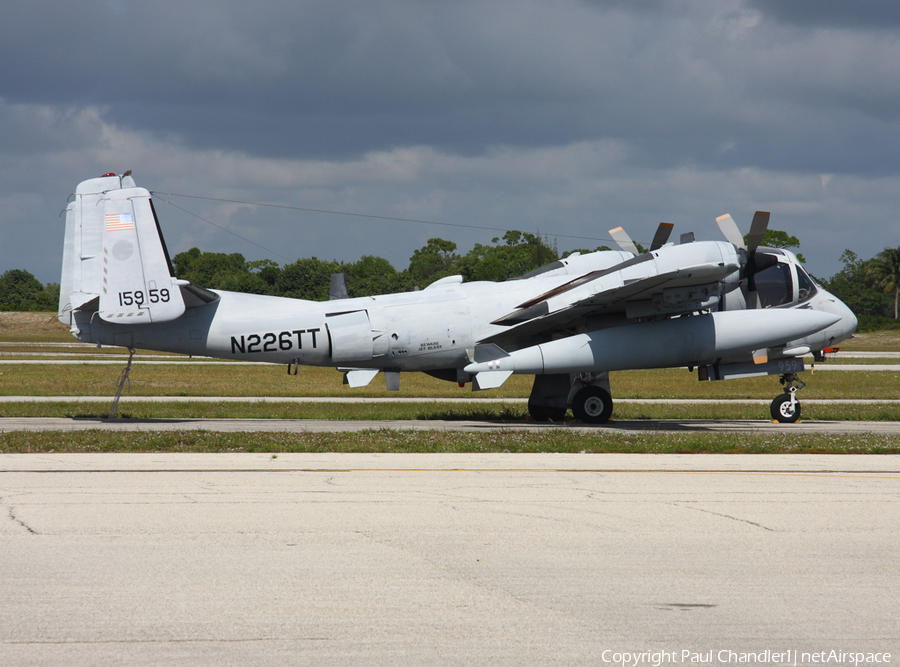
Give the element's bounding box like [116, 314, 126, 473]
[840, 329, 900, 352]
[3, 312, 900, 454]
[3, 400, 900, 422]
[2, 362, 899, 400]
[1, 429, 899, 454]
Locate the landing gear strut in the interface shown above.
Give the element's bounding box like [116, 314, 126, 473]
[527, 374, 570, 422]
[770, 372, 806, 423]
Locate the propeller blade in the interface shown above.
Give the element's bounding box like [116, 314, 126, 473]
[746, 211, 770, 254]
[715, 213, 745, 248]
[650, 222, 675, 251]
[609, 226, 640, 256]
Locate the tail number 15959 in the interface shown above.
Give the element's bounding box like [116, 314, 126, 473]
[118, 288, 171, 306]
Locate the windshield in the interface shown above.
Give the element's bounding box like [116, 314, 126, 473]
[797, 266, 818, 303]
[753, 262, 793, 308]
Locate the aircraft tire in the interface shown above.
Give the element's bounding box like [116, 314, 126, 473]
[770, 394, 801, 423]
[572, 386, 613, 424]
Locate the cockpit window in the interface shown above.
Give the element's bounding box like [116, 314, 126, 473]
[797, 266, 818, 303]
[754, 262, 793, 308]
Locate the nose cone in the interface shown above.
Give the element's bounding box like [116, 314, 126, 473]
[838, 299, 858, 341]
[818, 289, 858, 344]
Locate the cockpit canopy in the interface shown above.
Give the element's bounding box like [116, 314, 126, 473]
[744, 249, 817, 308]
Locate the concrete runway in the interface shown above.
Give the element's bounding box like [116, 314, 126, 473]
[1, 453, 898, 666]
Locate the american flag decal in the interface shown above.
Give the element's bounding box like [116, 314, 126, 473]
[105, 212, 135, 232]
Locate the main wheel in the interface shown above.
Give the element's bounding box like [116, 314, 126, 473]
[572, 386, 613, 424]
[770, 394, 801, 423]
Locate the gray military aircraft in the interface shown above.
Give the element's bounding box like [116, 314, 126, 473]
[58, 173, 857, 423]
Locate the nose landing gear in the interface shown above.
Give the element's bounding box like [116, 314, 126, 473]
[770, 372, 806, 423]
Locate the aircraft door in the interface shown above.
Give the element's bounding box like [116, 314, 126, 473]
[326, 310, 374, 363]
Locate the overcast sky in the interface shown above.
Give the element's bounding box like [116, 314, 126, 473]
[3, 0, 899, 284]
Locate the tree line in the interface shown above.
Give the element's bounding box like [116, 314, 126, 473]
[3, 230, 899, 331]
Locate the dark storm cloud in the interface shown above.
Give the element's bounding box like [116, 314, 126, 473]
[750, 0, 900, 29]
[3, 0, 900, 175]
[2, 0, 900, 284]
[0, 1, 717, 162]
[4, 1, 606, 158]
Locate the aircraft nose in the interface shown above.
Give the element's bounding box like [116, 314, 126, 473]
[841, 301, 859, 339]
[826, 295, 858, 343]
[813, 288, 857, 345]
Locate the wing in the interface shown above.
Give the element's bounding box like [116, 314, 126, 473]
[482, 240, 742, 345]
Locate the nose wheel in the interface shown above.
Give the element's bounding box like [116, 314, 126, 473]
[770, 373, 805, 423]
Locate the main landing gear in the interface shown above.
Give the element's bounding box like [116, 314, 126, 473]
[527, 369, 808, 425]
[527, 372, 613, 424]
[571, 385, 614, 424]
[770, 372, 806, 423]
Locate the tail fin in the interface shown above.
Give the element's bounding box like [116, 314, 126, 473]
[59, 174, 186, 325]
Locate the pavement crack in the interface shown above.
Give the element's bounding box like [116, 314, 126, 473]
[672, 502, 774, 532]
[7, 504, 38, 535]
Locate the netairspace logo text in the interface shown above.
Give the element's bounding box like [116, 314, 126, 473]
[600, 650, 892, 667]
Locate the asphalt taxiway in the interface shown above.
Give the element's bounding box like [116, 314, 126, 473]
[2, 415, 900, 434]
[1, 453, 898, 666]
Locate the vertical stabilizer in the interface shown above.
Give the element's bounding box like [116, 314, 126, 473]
[59, 174, 128, 323]
[98, 187, 186, 322]
[59, 175, 186, 325]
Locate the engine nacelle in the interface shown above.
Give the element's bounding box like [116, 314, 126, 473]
[466, 309, 841, 376]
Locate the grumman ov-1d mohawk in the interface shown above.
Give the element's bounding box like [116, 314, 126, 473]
[59, 173, 858, 423]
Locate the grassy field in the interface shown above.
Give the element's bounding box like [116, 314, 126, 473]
[2, 312, 899, 453]
[0, 312, 79, 343]
[4, 360, 900, 398]
[3, 429, 899, 455]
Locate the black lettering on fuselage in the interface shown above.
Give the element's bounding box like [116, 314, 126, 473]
[231, 328, 322, 355]
[291, 328, 321, 350]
